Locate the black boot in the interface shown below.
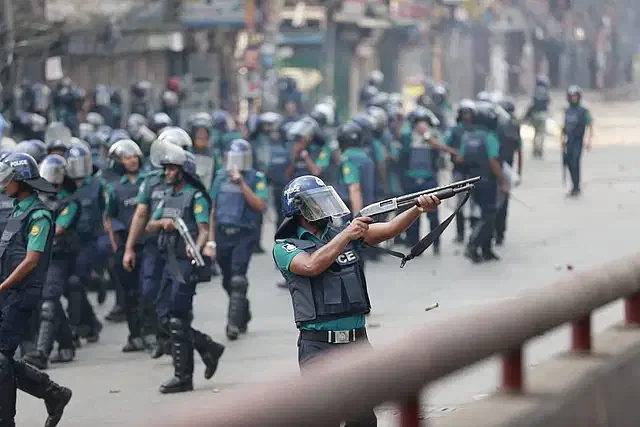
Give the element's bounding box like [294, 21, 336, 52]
[193, 329, 225, 380]
[49, 349, 75, 364]
[24, 306, 57, 370]
[239, 300, 251, 334]
[122, 293, 145, 352]
[159, 318, 194, 394]
[226, 277, 248, 341]
[464, 246, 483, 264]
[85, 318, 103, 343]
[105, 304, 126, 323]
[14, 359, 72, 427]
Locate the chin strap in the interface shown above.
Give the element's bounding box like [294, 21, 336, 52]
[365, 191, 473, 268]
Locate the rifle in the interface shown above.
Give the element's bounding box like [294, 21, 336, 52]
[357, 176, 480, 218]
[175, 217, 206, 267]
[355, 176, 480, 268]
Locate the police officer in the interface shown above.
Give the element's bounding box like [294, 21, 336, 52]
[272, 175, 440, 427]
[445, 99, 476, 243]
[149, 113, 173, 135]
[130, 81, 152, 118]
[336, 121, 375, 217]
[189, 116, 221, 191]
[104, 139, 147, 352]
[89, 85, 115, 128]
[123, 129, 191, 359]
[0, 152, 73, 427]
[524, 75, 550, 158]
[285, 117, 331, 180]
[146, 141, 225, 394]
[495, 100, 523, 245]
[260, 114, 291, 227]
[109, 87, 123, 128]
[400, 107, 457, 255]
[457, 103, 508, 263]
[562, 86, 593, 197]
[23, 155, 79, 369]
[65, 143, 103, 342]
[16, 140, 47, 164]
[207, 139, 267, 340]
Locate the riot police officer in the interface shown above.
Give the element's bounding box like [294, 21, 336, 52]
[149, 112, 173, 135]
[65, 143, 103, 341]
[457, 102, 508, 263]
[130, 81, 153, 118]
[445, 99, 476, 243]
[359, 70, 384, 108]
[272, 175, 440, 427]
[258, 113, 290, 227]
[16, 140, 47, 163]
[562, 85, 593, 197]
[146, 141, 225, 394]
[524, 75, 550, 158]
[126, 113, 156, 162]
[400, 107, 457, 255]
[104, 139, 147, 352]
[89, 85, 115, 128]
[285, 117, 330, 180]
[207, 139, 268, 340]
[189, 115, 220, 191]
[495, 100, 523, 245]
[23, 155, 79, 369]
[0, 152, 73, 427]
[123, 128, 192, 359]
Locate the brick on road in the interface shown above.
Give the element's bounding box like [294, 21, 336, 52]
[15, 96, 640, 426]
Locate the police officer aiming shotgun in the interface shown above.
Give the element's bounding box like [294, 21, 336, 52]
[273, 174, 444, 427]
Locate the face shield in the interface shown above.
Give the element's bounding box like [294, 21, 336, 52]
[39, 156, 66, 184]
[109, 139, 142, 162]
[45, 123, 72, 147]
[226, 149, 252, 171]
[67, 148, 93, 179]
[0, 162, 15, 189]
[295, 186, 350, 221]
[150, 139, 186, 168]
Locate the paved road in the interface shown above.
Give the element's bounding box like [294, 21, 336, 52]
[15, 96, 640, 426]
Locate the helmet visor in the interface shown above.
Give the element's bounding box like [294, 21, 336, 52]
[39, 162, 65, 184]
[151, 139, 186, 168]
[226, 151, 252, 171]
[67, 155, 92, 179]
[296, 186, 350, 221]
[0, 163, 16, 188]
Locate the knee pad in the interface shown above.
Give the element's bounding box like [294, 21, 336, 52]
[168, 317, 190, 340]
[67, 275, 83, 291]
[230, 275, 248, 294]
[40, 301, 57, 322]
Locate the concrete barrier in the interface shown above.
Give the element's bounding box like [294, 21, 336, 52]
[433, 324, 640, 427]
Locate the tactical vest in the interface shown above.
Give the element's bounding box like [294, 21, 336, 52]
[99, 167, 121, 186]
[564, 106, 587, 143]
[0, 201, 54, 286]
[0, 193, 14, 232]
[214, 170, 261, 231]
[278, 227, 371, 326]
[40, 195, 80, 255]
[72, 178, 103, 239]
[157, 188, 198, 260]
[408, 133, 433, 172]
[461, 130, 490, 177]
[498, 123, 521, 166]
[338, 152, 375, 207]
[111, 178, 141, 243]
[267, 143, 291, 187]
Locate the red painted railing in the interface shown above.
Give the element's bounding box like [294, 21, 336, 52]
[147, 254, 640, 427]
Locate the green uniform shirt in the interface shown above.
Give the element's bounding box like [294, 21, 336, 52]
[105, 173, 145, 218]
[459, 130, 500, 159]
[273, 225, 366, 331]
[12, 193, 53, 252]
[313, 144, 334, 169]
[55, 188, 79, 229]
[151, 183, 210, 224]
[209, 170, 268, 201]
[341, 147, 369, 185]
[135, 169, 165, 206]
[220, 131, 244, 152]
[584, 108, 593, 125]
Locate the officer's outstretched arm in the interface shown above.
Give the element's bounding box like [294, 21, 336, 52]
[0, 250, 41, 293]
[289, 232, 352, 277]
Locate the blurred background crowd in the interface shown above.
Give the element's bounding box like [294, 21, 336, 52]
[0, 0, 636, 128]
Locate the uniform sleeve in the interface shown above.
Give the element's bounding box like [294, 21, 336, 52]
[55, 201, 79, 229]
[342, 160, 360, 185]
[315, 145, 331, 169]
[584, 108, 593, 125]
[252, 172, 269, 200]
[135, 177, 152, 205]
[273, 241, 304, 276]
[104, 185, 117, 217]
[485, 133, 500, 159]
[27, 211, 52, 252]
[151, 204, 163, 220]
[193, 192, 210, 224]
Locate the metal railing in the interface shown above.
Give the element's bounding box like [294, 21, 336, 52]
[148, 253, 640, 427]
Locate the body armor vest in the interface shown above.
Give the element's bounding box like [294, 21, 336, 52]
[214, 170, 261, 231]
[157, 188, 198, 260]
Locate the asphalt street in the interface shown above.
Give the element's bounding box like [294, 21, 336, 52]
[14, 96, 640, 426]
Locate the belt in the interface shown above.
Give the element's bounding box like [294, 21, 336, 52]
[218, 226, 242, 235]
[299, 328, 367, 344]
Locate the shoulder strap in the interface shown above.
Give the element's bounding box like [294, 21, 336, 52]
[284, 238, 316, 251]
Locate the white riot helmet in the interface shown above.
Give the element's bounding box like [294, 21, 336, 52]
[156, 127, 193, 148]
